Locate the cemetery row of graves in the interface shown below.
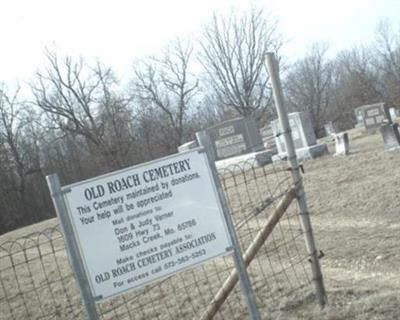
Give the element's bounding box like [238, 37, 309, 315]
[178, 102, 400, 164]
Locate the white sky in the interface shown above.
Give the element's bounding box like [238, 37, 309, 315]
[1, 0, 399, 86]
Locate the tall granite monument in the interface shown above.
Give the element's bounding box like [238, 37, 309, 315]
[271, 112, 328, 162]
[179, 117, 273, 168]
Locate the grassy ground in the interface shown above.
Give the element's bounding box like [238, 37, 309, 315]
[1, 126, 399, 319]
[289, 127, 400, 319]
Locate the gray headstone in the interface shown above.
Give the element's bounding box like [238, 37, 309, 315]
[201, 117, 264, 161]
[356, 103, 390, 132]
[334, 132, 349, 156]
[380, 123, 400, 151]
[271, 112, 317, 154]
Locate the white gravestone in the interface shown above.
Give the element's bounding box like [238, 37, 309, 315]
[271, 112, 328, 162]
[389, 108, 400, 121]
[334, 132, 349, 156]
[324, 121, 337, 136]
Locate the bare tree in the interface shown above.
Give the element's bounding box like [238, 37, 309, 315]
[284, 43, 335, 135]
[31, 50, 134, 170]
[132, 39, 198, 151]
[373, 19, 400, 106]
[329, 20, 399, 129]
[199, 7, 282, 119]
[331, 45, 383, 129]
[339, 46, 382, 103]
[0, 86, 27, 211]
[0, 85, 46, 230]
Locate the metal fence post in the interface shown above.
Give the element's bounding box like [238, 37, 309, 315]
[195, 134, 262, 320]
[46, 174, 100, 320]
[265, 53, 327, 307]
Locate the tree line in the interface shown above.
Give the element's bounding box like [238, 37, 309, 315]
[1, 8, 399, 234]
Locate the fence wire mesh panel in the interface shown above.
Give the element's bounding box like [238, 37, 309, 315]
[0, 160, 316, 320]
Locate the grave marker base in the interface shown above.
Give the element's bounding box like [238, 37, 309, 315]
[272, 143, 329, 163]
[215, 150, 274, 171]
[178, 140, 198, 152]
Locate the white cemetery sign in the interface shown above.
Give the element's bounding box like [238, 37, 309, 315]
[58, 149, 232, 300]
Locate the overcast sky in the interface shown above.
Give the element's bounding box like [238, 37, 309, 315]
[1, 0, 399, 86]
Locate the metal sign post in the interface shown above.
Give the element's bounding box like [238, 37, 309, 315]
[47, 174, 100, 320]
[265, 52, 327, 307]
[196, 132, 261, 320]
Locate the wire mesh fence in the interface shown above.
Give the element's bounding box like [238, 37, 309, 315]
[0, 159, 316, 319]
